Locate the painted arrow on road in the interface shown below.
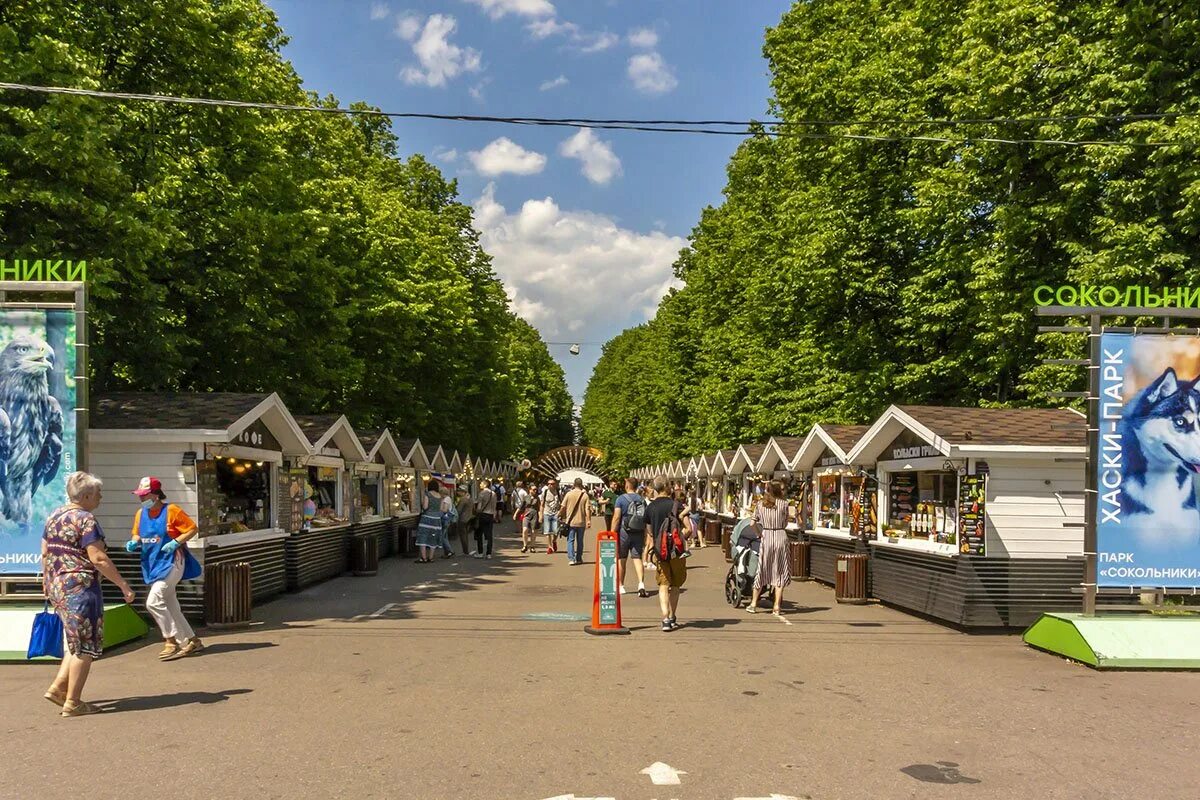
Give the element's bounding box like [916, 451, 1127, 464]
[640, 761, 686, 785]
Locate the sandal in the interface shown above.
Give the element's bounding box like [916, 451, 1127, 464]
[746, 606, 757, 614]
[44, 689, 66, 707]
[61, 700, 103, 717]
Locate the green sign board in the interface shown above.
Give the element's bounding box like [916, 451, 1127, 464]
[598, 537, 618, 625]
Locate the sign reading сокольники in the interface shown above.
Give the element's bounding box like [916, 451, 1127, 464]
[0, 260, 87, 575]
[1035, 284, 1200, 309]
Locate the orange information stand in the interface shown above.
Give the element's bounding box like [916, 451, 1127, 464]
[585, 530, 630, 635]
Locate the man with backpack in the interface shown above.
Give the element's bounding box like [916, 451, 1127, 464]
[513, 481, 534, 553]
[610, 477, 650, 598]
[645, 475, 687, 631]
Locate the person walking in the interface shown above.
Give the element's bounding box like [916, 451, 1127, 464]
[561, 478, 591, 565]
[748, 480, 792, 615]
[415, 478, 451, 563]
[600, 479, 619, 531]
[513, 481, 535, 553]
[474, 482, 497, 559]
[540, 478, 561, 554]
[645, 476, 687, 631]
[125, 476, 204, 660]
[686, 488, 706, 548]
[455, 486, 476, 556]
[42, 472, 136, 716]
[496, 482, 506, 515]
[610, 477, 650, 597]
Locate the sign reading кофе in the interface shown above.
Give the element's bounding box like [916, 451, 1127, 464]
[1096, 332, 1200, 588]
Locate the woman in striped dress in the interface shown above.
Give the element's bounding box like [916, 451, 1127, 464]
[415, 479, 450, 563]
[748, 481, 791, 615]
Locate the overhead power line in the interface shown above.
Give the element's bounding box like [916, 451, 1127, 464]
[0, 81, 1187, 148]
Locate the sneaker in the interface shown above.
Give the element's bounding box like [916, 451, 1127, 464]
[638, 588, 649, 599]
[669, 616, 679, 630]
[485, 554, 492, 559]
[660, 619, 673, 632]
[470, 552, 482, 559]
[680, 549, 693, 559]
[157, 639, 179, 660]
[619, 586, 627, 595]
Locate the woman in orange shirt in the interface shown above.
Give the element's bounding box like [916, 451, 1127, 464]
[125, 476, 203, 660]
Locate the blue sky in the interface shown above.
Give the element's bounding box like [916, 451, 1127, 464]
[266, 0, 791, 400]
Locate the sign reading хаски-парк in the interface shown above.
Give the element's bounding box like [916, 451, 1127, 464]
[0, 259, 88, 281]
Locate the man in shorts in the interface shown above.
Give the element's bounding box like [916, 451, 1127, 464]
[512, 481, 533, 553]
[644, 475, 686, 631]
[610, 477, 650, 598]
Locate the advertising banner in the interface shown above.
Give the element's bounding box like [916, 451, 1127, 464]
[1097, 332, 1200, 587]
[0, 309, 76, 575]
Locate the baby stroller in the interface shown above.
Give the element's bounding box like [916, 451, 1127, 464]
[724, 518, 760, 608]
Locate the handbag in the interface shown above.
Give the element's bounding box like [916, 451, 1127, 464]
[27, 601, 64, 660]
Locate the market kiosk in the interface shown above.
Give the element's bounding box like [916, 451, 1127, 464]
[790, 424, 871, 584]
[291, 414, 368, 591]
[91, 392, 311, 619]
[847, 405, 1087, 627]
[352, 428, 405, 559]
[729, 442, 769, 512]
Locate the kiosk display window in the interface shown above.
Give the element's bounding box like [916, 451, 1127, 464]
[356, 472, 382, 518]
[885, 470, 958, 543]
[307, 465, 347, 526]
[214, 458, 272, 533]
[818, 475, 841, 528]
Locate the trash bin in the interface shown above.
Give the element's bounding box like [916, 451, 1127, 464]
[721, 522, 734, 562]
[205, 561, 252, 628]
[789, 539, 811, 580]
[834, 553, 869, 604]
[704, 517, 721, 545]
[351, 533, 379, 576]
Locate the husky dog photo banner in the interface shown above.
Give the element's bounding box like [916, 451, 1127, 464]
[1097, 332, 1200, 588]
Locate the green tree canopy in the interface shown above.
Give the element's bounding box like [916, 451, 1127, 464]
[0, 0, 569, 459]
[583, 0, 1200, 467]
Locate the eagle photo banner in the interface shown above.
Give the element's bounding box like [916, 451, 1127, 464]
[1097, 332, 1200, 588]
[0, 309, 74, 575]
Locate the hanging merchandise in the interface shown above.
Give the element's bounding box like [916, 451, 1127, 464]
[958, 474, 987, 555]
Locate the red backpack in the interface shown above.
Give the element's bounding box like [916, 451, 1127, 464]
[655, 506, 687, 562]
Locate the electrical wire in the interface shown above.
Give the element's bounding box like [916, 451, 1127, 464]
[0, 81, 1187, 148]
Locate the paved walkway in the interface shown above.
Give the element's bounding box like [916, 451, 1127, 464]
[4, 519, 1199, 800]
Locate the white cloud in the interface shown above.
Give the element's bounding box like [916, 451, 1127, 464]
[465, 0, 555, 19]
[527, 18, 576, 39]
[559, 129, 622, 185]
[539, 74, 569, 91]
[577, 31, 619, 53]
[526, 18, 617, 53]
[627, 51, 677, 95]
[394, 13, 422, 40]
[469, 138, 547, 176]
[370, 3, 390, 21]
[627, 27, 658, 49]
[472, 182, 685, 351]
[398, 14, 482, 88]
[432, 146, 458, 163]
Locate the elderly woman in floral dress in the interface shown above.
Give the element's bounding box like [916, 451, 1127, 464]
[41, 472, 135, 717]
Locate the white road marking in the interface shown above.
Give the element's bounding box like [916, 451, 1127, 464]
[369, 603, 399, 618]
[777, 614, 793, 626]
[641, 762, 686, 785]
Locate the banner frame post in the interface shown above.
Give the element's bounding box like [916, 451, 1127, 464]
[1037, 304, 1200, 616]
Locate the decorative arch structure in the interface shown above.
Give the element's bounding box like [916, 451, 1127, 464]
[531, 445, 611, 483]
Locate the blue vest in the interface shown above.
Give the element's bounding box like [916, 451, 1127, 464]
[138, 505, 202, 585]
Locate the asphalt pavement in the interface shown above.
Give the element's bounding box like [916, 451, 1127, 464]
[3, 518, 1199, 800]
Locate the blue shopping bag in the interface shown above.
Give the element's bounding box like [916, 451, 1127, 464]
[27, 603, 64, 660]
